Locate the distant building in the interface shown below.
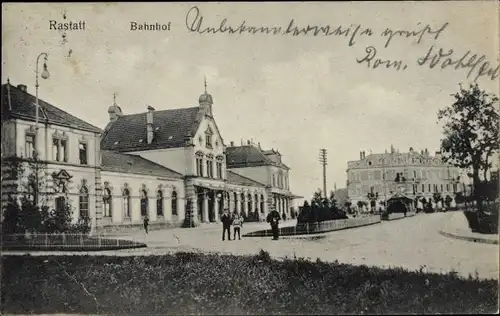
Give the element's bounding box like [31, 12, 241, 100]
[346, 145, 464, 207]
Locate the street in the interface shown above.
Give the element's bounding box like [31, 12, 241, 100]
[7, 213, 497, 280]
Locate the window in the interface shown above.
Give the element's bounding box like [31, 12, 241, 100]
[446, 184, 449, 192]
[25, 134, 35, 158]
[53, 138, 68, 162]
[205, 127, 213, 149]
[157, 190, 163, 216]
[206, 160, 213, 178]
[196, 157, 204, 177]
[61, 140, 68, 162]
[171, 190, 178, 216]
[79, 143, 88, 165]
[53, 138, 60, 161]
[240, 193, 245, 213]
[123, 188, 131, 218]
[103, 187, 112, 217]
[140, 190, 148, 216]
[205, 133, 212, 149]
[440, 184, 443, 192]
[216, 162, 223, 179]
[79, 186, 89, 218]
[272, 175, 276, 187]
[422, 184, 425, 192]
[428, 184, 431, 192]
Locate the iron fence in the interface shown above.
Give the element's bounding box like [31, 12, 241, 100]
[1, 233, 146, 250]
[245, 215, 381, 237]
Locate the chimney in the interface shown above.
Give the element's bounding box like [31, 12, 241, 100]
[360, 151, 363, 160]
[17, 84, 27, 92]
[258, 142, 261, 149]
[230, 141, 234, 147]
[146, 106, 155, 144]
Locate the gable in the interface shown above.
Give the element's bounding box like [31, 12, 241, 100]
[193, 115, 225, 150]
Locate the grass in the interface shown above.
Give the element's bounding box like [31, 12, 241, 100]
[1, 251, 498, 315]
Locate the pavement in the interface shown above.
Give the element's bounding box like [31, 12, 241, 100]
[439, 211, 499, 245]
[3, 214, 499, 280]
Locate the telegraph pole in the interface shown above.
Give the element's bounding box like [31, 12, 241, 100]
[319, 149, 328, 198]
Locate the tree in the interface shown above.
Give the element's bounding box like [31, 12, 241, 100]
[438, 83, 499, 203]
[1, 154, 88, 235]
[328, 190, 337, 208]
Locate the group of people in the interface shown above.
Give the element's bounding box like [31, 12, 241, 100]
[142, 208, 283, 241]
[221, 208, 282, 241]
[220, 210, 244, 241]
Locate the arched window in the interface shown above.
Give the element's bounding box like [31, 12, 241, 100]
[140, 189, 148, 216]
[171, 190, 178, 216]
[103, 187, 112, 217]
[79, 186, 89, 218]
[123, 188, 131, 218]
[157, 190, 164, 216]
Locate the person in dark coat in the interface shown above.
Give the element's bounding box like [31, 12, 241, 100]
[220, 209, 233, 241]
[143, 215, 149, 234]
[266, 209, 281, 240]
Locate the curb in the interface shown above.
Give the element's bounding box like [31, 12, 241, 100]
[438, 230, 498, 245]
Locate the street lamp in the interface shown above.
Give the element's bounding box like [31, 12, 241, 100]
[34, 52, 50, 205]
[35, 52, 50, 134]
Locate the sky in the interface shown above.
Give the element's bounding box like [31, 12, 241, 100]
[2, 2, 499, 200]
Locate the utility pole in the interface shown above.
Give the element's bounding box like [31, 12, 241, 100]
[319, 149, 328, 198]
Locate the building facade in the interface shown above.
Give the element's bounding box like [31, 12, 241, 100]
[226, 141, 299, 218]
[1, 79, 300, 232]
[346, 146, 463, 207]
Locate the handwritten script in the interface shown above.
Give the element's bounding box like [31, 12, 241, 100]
[185, 6, 498, 82]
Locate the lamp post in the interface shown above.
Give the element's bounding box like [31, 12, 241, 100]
[34, 52, 50, 205]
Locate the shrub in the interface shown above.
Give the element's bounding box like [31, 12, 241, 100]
[1, 254, 498, 315]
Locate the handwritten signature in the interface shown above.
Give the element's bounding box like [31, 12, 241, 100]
[417, 45, 499, 82]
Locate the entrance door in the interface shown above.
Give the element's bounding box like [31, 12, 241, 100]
[208, 191, 215, 222]
[55, 196, 66, 213]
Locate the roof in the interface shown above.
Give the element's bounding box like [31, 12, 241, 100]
[387, 193, 413, 202]
[227, 171, 266, 187]
[226, 145, 289, 169]
[101, 107, 201, 151]
[1, 83, 102, 133]
[101, 150, 183, 179]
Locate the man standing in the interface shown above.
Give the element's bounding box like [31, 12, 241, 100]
[221, 209, 232, 241]
[143, 215, 149, 234]
[266, 209, 281, 240]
